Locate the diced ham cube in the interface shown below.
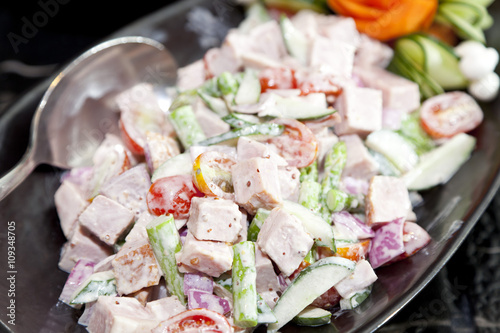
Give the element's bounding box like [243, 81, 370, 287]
[125, 211, 155, 243]
[335, 259, 377, 298]
[193, 99, 231, 138]
[255, 246, 280, 308]
[87, 296, 157, 333]
[94, 255, 116, 273]
[340, 134, 379, 181]
[130, 287, 154, 306]
[144, 132, 180, 173]
[112, 239, 162, 295]
[257, 207, 314, 276]
[354, 34, 394, 68]
[55, 180, 89, 239]
[235, 209, 248, 244]
[240, 52, 283, 70]
[58, 225, 113, 273]
[354, 66, 420, 113]
[365, 176, 411, 226]
[290, 9, 319, 40]
[187, 197, 242, 243]
[79, 195, 135, 246]
[334, 85, 382, 137]
[146, 296, 186, 322]
[176, 59, 207, 91]
[320, 16, 360, 49]
[175, 232, 233, 277]
[237, 137, 287, 167]
[278, 166, 300, 202]
[248, 20, 288, 61]
[204, 45, 241, 78]
[309, 36, 355, 78]
[232, 157, 282, 215]
[100, 164, 151, 218]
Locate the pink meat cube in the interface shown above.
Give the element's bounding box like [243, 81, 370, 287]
[55, 180, 89, 239]
[365, 176, 411, 226]
[340, 134, 379, 180]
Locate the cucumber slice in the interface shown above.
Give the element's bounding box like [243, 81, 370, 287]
[198, 91, 230, 117]
[368, 149, 401, 177]
[440, 2, 483, 26]
[268, 256, 355, 330]
[264, 0, 329, 14]
[247, 208, 271, 242]
[197, 123, 284, 146]
[339, 287, 372, 310]
[365, 130, 419, 174]
[292, 306, 331, 327]
[403, 133, 476, 191]
[259, 94, 335, 120]
[438, 7, 486, 43]
[151, 152, 192, 182]
[70, 270, 116, 304]
[222, 113, 260, 129]
[410, 34, 468, 90]
[280, 15, 309, 65]
[234, 69, 261, 105]
[280, 200, 335, 251]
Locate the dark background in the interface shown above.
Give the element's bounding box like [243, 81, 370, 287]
[0, 1, 499, 332]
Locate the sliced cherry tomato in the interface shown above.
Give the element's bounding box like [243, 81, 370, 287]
[259, 67, 297, 93]
[119, 90, 170, 156]
[268, 118, 318, 168]
[420, 91, 483, 139]
[155, 308, 232, 333]
[312, 286, 342, 310]
[147, 174, 203, 219]
[192, 151, 236, 200]
[335, 240, 371, 262]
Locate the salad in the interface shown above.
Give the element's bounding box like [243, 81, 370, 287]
[53, 1, 497, 332]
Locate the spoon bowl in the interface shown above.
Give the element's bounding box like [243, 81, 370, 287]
[0, 36, 177, 200]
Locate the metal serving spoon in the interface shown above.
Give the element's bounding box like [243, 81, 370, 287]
[0, 36, 177, 200]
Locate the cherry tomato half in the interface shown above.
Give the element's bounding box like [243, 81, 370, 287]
[268, 118, 318, 168]
[192, 151, 236, 200]
[259, 67, 297, 93]
[420, 91, 483, 139]
[155, 308, 232, 333]
[147, 174, 203, 219]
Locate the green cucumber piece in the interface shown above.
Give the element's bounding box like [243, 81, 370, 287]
[232, 241, 258, 327]
[368, 149, 401, 177]
[280, 14, 309, 65]
[365, 130, 419, 174]
[403, 133, 476, 191]
[339, 287, 372, 310]
[197, 123, 284, 146]
[263, 0, 329, 14]
[222, 113, 260, 129]
[292, 306, 332, 327]
[198, 91, 230, 117]
[234, 69, 261, 105]
[260, 94, 335, 120]
[410, 34, 468, 89]
[247, 208, 271, 242]
[268, 256, 355, 330]
[397, 111, 436, 156]
[169, 105, 207, 149]
[438, 7, 486, 43]
[440, 2, 483, 26]
[238, 2, 271, 33]
[151, 152, 192, 183]
[70, 271, 117, 304]
[280, 200, 335, 251]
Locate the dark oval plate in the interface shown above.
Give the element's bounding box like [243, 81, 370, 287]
[1, 1, 500, 332]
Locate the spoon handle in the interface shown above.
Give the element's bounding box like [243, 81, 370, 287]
[0, 150, 37, 201]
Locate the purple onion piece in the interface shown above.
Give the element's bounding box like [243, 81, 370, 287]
[59, 259, 95, 306]
[333, 211, 375, 239]
[187, 290, 231, 314]
[184, 272, 214, 294]
[277, 273, 291, 292]
[369, 217, 405, 269]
